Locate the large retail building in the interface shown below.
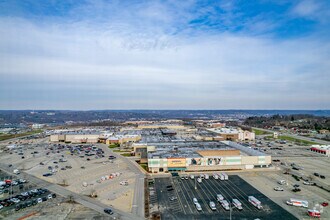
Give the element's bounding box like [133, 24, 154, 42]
[133, 141, 271, 173]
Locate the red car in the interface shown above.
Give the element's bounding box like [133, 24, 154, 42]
[321, 202, 328, 207]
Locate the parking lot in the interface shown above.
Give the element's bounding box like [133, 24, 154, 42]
[151, 175, 297, 220]
[0, 169, 59, 218]
[0, 139, 138, 213]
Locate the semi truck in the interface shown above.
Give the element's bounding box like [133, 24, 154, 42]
[232, 199, 243, 210]
[286, 198, 308, 208]
[221, 200, 230, 210]
[308, 209, 321, 218]
[248, 196, 263, 209]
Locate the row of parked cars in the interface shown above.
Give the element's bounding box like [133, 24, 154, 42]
[0, 188, 55, 210]
[0, 178, 27, 189]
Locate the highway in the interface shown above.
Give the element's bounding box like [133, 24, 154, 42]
[253, 127, 330, 145]
[0, 163, 144, 220]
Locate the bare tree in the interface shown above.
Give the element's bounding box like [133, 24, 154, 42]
[68, 195, 74, 203]
[90, 189, 97, 198]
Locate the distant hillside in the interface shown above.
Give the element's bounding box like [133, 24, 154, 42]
[0, 110, 329, 125]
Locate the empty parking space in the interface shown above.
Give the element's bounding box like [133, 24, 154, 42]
[153, 175, 297, 220]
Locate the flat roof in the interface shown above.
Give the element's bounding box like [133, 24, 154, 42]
[197, 150, 240, 157]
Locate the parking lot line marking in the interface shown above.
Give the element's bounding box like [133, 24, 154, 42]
[176, 178, 195, 214]
[185, 178, 213, 213]
[172, 178, 186, 215]
[200, 179, 224, 213]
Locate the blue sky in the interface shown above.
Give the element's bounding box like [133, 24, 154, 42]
[0, 0, 329, 110]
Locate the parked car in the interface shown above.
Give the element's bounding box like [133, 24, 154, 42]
[169, 196, 178, 201]
[274, 187, 284, 191]
[321, 202, 329, 207]
[104, 208, 113, 215]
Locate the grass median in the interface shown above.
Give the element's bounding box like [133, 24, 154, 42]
[0, 129, 43, 141]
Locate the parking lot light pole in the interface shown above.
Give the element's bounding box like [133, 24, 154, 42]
[230, 203, 232, 220]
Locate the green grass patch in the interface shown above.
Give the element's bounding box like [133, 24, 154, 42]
[252, 128, 272, 135]
[0, 129, 43, 141]
[278, 135, 315, 145]
[140, 163, 148, 171]
[121, 153, 132, 157]
[108, 143, 120, 148]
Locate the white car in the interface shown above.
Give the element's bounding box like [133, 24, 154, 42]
[196, 203, 202, 211]
[11, 181, 18, 186]
[190, 175, 195, 179]
[47, 194, 53, 199]
[0, 204, 3, 209]
[37, 198, 43, 203]
[193, 198, 198, 205]
[120, 181, 128, 186]
[205, 174, 209, 179]
[274, 186, 284, 191]
[303, 181, 314, 185]
[213, 174, 219, 179]
[11, 198, 20, 203]
[209, 201, 216, 210]
[197, 178, 202, 183]
[21, 192, 29, 196]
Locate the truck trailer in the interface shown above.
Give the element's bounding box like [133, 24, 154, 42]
[232, 199, 243, 210]
[248, 196, 263, 209]
[286, 198, 308, 208]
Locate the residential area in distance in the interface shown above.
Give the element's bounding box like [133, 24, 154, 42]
[0, 110, 329, 219]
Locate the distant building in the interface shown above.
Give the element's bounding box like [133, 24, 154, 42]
[105, 135, 141, 145]
[319, 129, 329, 134]
[50, 133, 100, 143]
[207, 128, 255, 141]
[31, 124, 45, 129]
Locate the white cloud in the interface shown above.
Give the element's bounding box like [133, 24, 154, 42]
[0, 1, 329, 109]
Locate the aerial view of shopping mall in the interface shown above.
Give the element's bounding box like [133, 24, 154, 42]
[1, 116, 329, 220]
